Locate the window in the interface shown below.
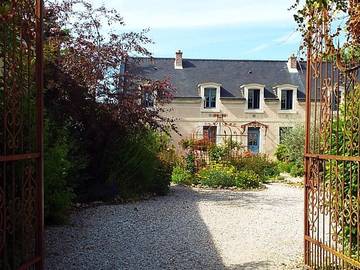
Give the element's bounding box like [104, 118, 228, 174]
[143, 92, 155, 107]
[203, 126, 217, 144]
[248, 89, 260, 109]
[279, 127, 292, 144]
[204, 88, 217, 108]
[281, 90, 293, 110]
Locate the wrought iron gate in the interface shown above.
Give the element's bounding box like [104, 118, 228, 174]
[304, 45, 360, 268]
[0, 0, 44, 269]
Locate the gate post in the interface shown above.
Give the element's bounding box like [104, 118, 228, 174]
[35, 0, 44, 269]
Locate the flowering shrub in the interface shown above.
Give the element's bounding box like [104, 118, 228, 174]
[196, 163, 236, 187]
[229, 154, 279, 182]
[195, 163, 262, 189]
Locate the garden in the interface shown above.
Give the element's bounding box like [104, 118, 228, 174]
[172, 136, 287, 190]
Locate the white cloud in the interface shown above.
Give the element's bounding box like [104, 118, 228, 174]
[245, 31, 302, 56]
[246, 43, 270, 54]
[274, 31, 302, 45]
[97, 0, 294, 29]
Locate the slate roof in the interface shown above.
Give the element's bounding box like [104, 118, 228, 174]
[129, 57, 307, 100]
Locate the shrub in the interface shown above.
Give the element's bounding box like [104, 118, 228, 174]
[275, 144, 289, 162]
[197, 163, 236, 187]
[290, 163, 305, 177]
[208, 144, 227, 162]
[229, 155, 279, 181]
[44, 118, 76, 224]
[185, 151, 196, 174]
[104, 130, 173, 199]
[172, 166, 193, 185]
[275, 125, 305, 176]
[277, 161, 292, 173]
[234, 170, 261, 189]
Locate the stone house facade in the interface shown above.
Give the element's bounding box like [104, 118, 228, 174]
[132, 51, 307, 156]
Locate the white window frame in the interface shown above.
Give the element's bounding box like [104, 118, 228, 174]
[199, 82, 221, 112]
[242, 83, 265, 113]
[276, 84, 298, 113]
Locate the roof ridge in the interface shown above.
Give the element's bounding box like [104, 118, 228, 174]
[133, 56, 289, 63]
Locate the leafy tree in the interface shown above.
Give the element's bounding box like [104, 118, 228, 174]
[42, 0, 177, 203]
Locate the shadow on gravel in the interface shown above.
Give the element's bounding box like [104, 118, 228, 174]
[46, 185, 282, 270]
[228, 260, 274, 269]
[195, 184, 300, 209]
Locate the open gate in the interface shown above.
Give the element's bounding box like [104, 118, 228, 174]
[0, 0, 44, 269]
[304, 37, 360, 269]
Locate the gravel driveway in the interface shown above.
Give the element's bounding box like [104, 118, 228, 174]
[46, 183, 303, 270]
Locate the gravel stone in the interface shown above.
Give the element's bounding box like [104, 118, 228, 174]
[45, 183, 303, 270]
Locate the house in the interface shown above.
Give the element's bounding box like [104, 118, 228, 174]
[131, 50, 308, 156]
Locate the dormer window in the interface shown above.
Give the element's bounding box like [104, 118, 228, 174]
[248, 89, 260, 109]
[275, 84, 298, 112]
[204, 88, 217, 108]
[242, 84, 265, 113]
[281, 90, 293, 110]
[199, 82, 221, 112]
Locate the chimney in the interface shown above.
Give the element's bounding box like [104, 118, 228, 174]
[287, 54, 298, 73]
[174, 50, 183, 69]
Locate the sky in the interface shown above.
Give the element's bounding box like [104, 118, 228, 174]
[93, 0, 303, 60]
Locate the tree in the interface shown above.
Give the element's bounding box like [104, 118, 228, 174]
[43, 0, 177, 203]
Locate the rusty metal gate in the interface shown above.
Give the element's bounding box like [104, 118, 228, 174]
[0, 0, 44, 269]
[304, 44, 360, 268]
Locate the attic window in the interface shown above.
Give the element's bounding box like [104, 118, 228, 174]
[281, 90, 293, 110]
[199, 82, 221, 111]
[204, 88, 217, 108]
[248, 89, 260, 109]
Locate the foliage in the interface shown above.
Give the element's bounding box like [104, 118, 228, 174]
[277, 161, 293, 173]
[44, 117, 76, 224]
[289, 163, 305, 177]
[208, 139, 244, 162]
[196, 163, 261, 189]
[41, 0, 177, 206]
[275, 125, 305, 176]
[196, 163, 237, 188]
[275, 144, 289, 162]
[171, 166, 194, 185]
[291, 0, 360, 68]
[234, 170, 261, 189]
[184, 151, 196, 175]
[326, 83, 360, 252]
[229, 155, 279, 182]
[104, 130, 174, 199]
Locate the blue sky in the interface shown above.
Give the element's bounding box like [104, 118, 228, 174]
[93, 0, 303, 60]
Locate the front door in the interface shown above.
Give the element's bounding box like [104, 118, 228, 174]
[248, 127, 260, 154]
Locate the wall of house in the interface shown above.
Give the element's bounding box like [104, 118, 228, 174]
[164, 97, 306, 157]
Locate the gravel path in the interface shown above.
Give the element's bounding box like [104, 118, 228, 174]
[46, 183, 303, 270]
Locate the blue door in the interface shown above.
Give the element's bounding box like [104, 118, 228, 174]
[248, 127, 260, 154]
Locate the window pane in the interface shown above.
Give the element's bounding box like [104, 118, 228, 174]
[248, 90, 253, 109]
[254, 90, 260, 109]
[281, 91, 286, 109]
[204, 88, 216, 108]
[286, 90, 293, 109]
[281, 90, 293, 110]
[248, 89, 260, 109]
